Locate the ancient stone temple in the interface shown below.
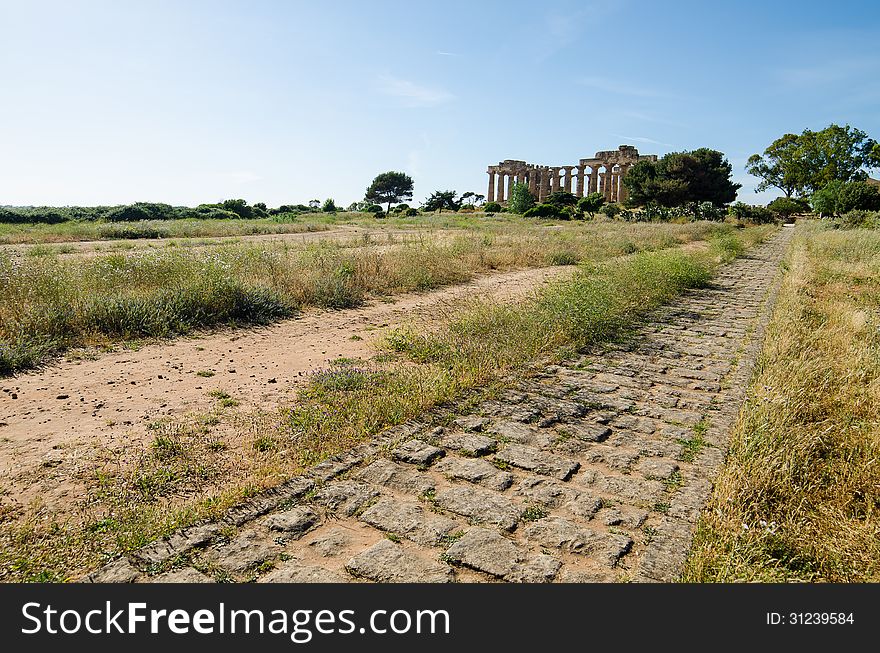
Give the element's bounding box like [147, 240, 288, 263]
[486, 145, 658, 205]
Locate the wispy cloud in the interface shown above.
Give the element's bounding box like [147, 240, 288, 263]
[610, 133, 672, 147]
[435, 51, 460, 57]
[377, 75, 454, 108]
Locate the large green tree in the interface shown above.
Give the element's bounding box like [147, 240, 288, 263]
[365, 171, 414, 215]
[747, 124, 878, 198]
[623, 148, 740, 207]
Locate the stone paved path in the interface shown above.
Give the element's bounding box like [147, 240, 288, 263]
[88, 227, 793, 583]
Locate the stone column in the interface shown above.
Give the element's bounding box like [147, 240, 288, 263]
[543, 170, 551, 201]
[576, 165, 586, 197]
[487, 170, 496, 203]
[589, 166, 598, 194]
[497, 174, 506, 203]
[602, 169, 612, 202]
[528, 169, 537, 196]
[618, 165, 628, 203]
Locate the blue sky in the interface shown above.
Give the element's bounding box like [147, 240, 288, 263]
[1, 0, 878, 207]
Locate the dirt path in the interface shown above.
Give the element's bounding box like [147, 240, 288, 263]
[0, 265, 571, 516]
[89, 227, 793, 584]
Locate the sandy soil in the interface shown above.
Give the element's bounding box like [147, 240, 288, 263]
[0, 265, 571, 516]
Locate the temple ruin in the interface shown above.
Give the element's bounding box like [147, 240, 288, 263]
[486, 145, 658, 205]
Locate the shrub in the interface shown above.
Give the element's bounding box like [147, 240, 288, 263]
[364, 204, 384, 215]
[600, 204, 621, 219]
[546, 191, 578, 207]
[523, 203, 563, 219]
[577, 192, 605, 217]
[729, 202, 775, 224]
[403, 208, 419, 217]
[322, 198, 338, 213]
[458, 205, 475, 213]
[839, 210, 880, 229]
[482, 201, 502, 214]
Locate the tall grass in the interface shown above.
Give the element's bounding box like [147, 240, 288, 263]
[685, 222, 880, 582]
[0, 217, 331, 245]
[0, 221, 736, 375]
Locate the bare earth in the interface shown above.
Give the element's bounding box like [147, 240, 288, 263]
[0, 266, 571, 517]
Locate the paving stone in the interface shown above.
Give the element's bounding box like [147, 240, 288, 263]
[637, 517, 696, 582]
[668, 477, 713, 522]
[355, 459, 435, 496]
[494, 444, 579, 480]
[639, 406, 703, 427]
[264, 506, 319, 539]
[636, 458, 680, 480]
[314, 481, 380, 517]
[599, 506, 649, 528]
[434, 456, 513, 490]
[523, 517, 633, 566]
[208, 530, 279, 573]
[444, 527, 522, 577]
[360, 497, 459, 546]
[575, 469, 665, 505]
[454, 415, 490, 432]
[259, 562, 346, 583]
[153, 568, 214, 583]
[437, 431, 496, 456]
[609, 415, 662, 434]
[307, 527, 353, 557]
[86, 558, 142, 583]
[392, 439, 445, 466]
[557, 422, 612, 443]
[505, 554, 562, 583]
[573, 392, 636, 412]
[577, 445, 640, 471]
[434, 485, 522, 531]
[345, 540, 453, 583]
[487, 420, 541, 444]
[514, 476, 580, 508]
[563, 493, 603, 520]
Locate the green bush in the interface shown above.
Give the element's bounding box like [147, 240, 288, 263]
[482, 202, 502, 214]
[523, 204, 563, 219]
[600, 204, 621, 218]
[729, 202, 776, 224]
[839, 210, 880, 229]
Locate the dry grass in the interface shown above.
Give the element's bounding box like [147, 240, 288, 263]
[685, 222, 880, 582]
